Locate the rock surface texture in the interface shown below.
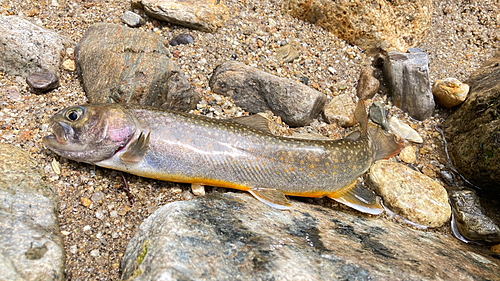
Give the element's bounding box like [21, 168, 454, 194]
[383, 48, 435, 120]
[0, 15, 74, 77]
[132, 0, 229, 33]
[0, 144, 64, 280]
[121, 192, 499, 280]
[281, 0, 432, 54]
[209, 61, 326, 126]
[76, 23, 199, 111]
[444, 52, 500, 193]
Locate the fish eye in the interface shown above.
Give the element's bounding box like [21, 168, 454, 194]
[65, 106, 84, 122]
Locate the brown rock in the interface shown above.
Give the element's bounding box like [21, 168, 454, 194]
[75, 23, 199, 112]
[209, 61, 326, 127]
[356, 67, 379, 99]
[444, 51, 500, 193]
[137, 0, 229, 33]
[323, 94, 356, 127]
[432, 78, 469, 108]
[26, 72, 59, 93]
[282, 0, 432, 55]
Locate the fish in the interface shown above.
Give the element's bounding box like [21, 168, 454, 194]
[43, 101, 402, 214]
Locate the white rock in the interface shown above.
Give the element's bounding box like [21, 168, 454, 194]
[389, 116, 423, 143]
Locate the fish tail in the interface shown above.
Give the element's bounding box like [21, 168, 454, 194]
[368, 123, 403, 161]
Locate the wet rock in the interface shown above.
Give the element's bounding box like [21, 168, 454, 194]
[322, 94, 356, 127]
[275, 44, 300, 63]
[76, 23, 199, 112]
[169, 33, 195, 46]
[399, 145, 417, 164]
[122, 11, 145, 27]
[449, 189, 500, 244]
[26, 72, 59, 93]
[209, 61, 326, 127]
[444, 51, 500, 193]
[369, 101, 389, 130]
[356, 67, 379, 100]
[0, 15, 74, 77]
[133, 0, 229, 33]
[389, 116, 423, 143]
[282, 0, 432, 54]
[0, 144, 64, 280]
[121, 192, 499, 280]
[370, 160, 451, 228]
[383, 48, 435, 120]
[432, 78, 469, 108]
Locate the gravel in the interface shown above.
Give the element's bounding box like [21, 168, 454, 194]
[0, 0, 499, 279]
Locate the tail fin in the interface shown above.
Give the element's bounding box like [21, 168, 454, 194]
[355, 100, 368, 136]
[368, 123, 403, 161]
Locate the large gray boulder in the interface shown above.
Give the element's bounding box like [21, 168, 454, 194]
[121, 192, 500, 280]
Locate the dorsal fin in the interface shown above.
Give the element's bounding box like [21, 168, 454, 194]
[120, 131, 151, 163]
[354, 100, 368, 136]
[230, 114, 273, 134]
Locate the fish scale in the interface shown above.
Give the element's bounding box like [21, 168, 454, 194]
[43, 102, 402, 214]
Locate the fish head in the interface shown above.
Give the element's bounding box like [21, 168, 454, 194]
[43, 104, 137, 164]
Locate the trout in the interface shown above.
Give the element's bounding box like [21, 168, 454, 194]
[43, 101, 402, 214]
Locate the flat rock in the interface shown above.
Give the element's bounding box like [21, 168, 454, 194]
[121, 192, 499, 280]
[383, 48, 435, 120]
[432, 77, 469, 108]
[209, 61, 326, 127]
[76, 23, 199, 112]
[0, 144, 64, 280]
[388, 116, 423, 143]
[449, 189, 500, 243]
[26, 72, 59, 93]
[444, 51, 500, 193]
[322, 94, 356, 127]
[133, 0, 229, 33]
[282, 0, 432, 54]
[369, 160, 451, 228]
[122, 11, 145, 27]
[0, 15, 74, 78]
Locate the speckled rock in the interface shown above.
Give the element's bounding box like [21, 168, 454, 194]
[383, 48, 435, 120]
[276, 43, 300, 63]
[76, 23, 200, 112]
[356, 67, 379, 100]
[389, 116, 423, 143]
[432, 78, 469, 108]
[322, 94, 356, 127]
[449, 189, 500, 243]
[0, 15, 74, 77]
[122, 11, 145, 27]
[282, 0, 432, 54]
[399, 145, 417, 164]
[121, 192, 499, 280]
[369, 101, 389, 130]
[444, 51, 500, 193]
[132, 0, 229, 33]
[26, 72, 59, 93]
[370, 160, 451, 227]
[209, 61, 326, 127]
[0, 144, 64, 280]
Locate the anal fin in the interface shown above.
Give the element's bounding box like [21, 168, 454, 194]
[120, 131, 151, 163]
[248, 188, 292, 210]
[327, 180, 383, 215]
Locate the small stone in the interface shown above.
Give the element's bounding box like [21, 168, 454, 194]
[122, 11, 145, 27]
[182, 190, 194, 201]
[299, 76, 309, 85]
[69, 245, 78, 254]
[81, 197, 92, 208]
[370, 160, 451, 228]
[4, 86, 22, 101]
[83, 225, 91, 232]
[323, 94, 356, 127]
[191, 183, 205, 196]
[389, 116, 423, 143]
[491, 244, 500, 254]
[95, 209, 105, 220]
[90, 249, 100, 257]
[91, 191, 105, 203]
[169, 33, 195, 46]
[51, 158, 61, 175]
[61, 231, 71, 236]
[62, 59, 76, 72]
[432, 78, 469, 108]
[26, 72, 59, 93]
[356, 67, 379, 99]
[369, 101, 389, 130]
[399, 145, 417, 164]
[449, 189, 500, 243]
[110, 210, 118, 218]
[275, 44, 299, 63]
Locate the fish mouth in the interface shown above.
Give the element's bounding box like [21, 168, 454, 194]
[43, 121, 72, 147]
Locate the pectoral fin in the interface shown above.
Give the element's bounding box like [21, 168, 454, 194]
[120, 131, 151, 163]
[249, 188, 292, 210]
[327, 180, 384, 215]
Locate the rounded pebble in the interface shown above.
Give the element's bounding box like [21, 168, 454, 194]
[169, 33, 195, 46]
[432, 78, 469, 108]
[399, 145, 417, 164]
[191, 183, 206, 196]
[26, 72, 59, 93]
[62, 59, 76, 72]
